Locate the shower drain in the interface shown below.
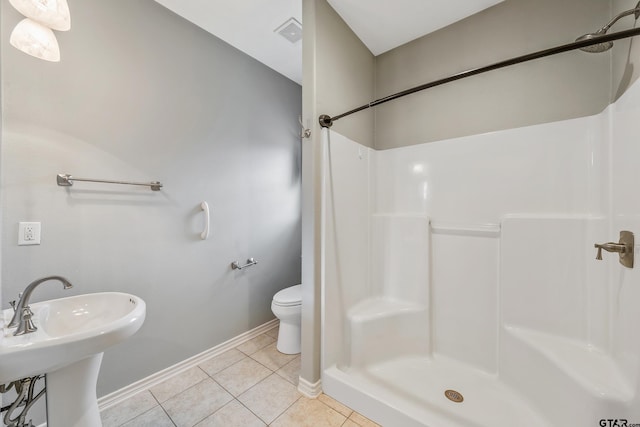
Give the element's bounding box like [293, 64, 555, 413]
[444, 389, 464, 403]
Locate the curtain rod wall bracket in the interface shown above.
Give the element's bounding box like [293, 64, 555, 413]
[319, 114, 333, 128]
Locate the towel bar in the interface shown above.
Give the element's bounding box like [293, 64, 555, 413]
[57, 174, 162, 191]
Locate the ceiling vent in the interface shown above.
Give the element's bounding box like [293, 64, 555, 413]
[275, 17, 302, 43]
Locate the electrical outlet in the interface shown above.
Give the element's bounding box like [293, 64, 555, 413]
[18, 222, 41, 245]
[25, 224, 34, 240]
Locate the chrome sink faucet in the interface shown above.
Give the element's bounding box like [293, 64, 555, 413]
[7, 276, 73, 336]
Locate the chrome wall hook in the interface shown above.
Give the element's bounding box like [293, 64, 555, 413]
[299, 116, 311, 139]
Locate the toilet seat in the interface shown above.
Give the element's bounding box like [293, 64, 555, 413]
[273, 284, 301, 307]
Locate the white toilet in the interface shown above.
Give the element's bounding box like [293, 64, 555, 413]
[271, 284, 302, 354]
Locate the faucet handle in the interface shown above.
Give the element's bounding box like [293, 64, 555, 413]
[595, 246, 603, 260]
[22, 307, 33, 319]
[13, 307, 37, 336]
[8, 292, 23, 312]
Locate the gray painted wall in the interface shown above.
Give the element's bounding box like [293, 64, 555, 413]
[374, 0, 612, 148]
[1, 0, 301, 399]
[305, 0, 632, 151]
[300, 0, 374, 386]
[612, 0, 640, 101]
[312, 0, 375, 147]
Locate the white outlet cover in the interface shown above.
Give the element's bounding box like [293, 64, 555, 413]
[18, 222, 41, 245]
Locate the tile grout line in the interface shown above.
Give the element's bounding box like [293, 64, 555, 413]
[194, 345, 278, 425]
[247, 352, 294, 373]
[322, 401, 351, 427]
[99, 321, 279, 413]
[212, 342, 282, 425]
[199, 347, 276, 394]
[148, 391, 177, 427]
[218, 359, 300, 426]
[185, 371, 241, 425]
[266, 394, 303, 426]
[155, 375, 220, 426]
[114, 392, 176, 427]
[236, 397, 270, 426]
[201, 337, 303, 425]
[159, 404, 178, 427]
[113, 330, 317, 427]
[118, 368, 359, 427]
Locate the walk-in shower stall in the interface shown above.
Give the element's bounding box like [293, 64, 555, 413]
[318, 15, 640, 427]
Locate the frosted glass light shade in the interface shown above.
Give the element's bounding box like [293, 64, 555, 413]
[9, 0, 70, 31]
[10, 18, 61, 62]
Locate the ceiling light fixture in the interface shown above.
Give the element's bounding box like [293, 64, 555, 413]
[9, 0, 70, 31]
[8, 0, 70, 62]
[10, 18, 60, 62]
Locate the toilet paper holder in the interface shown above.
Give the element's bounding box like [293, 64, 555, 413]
[231, 258, 258, 270]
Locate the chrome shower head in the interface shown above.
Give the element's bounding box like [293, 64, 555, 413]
[575, 31, 614, 53]
[576, 1, 640, 53]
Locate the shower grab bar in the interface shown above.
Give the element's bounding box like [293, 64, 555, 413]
[57, 174, 163, 191]
[200, 202, 210, 240]
[231, 258, 258, 270]
[430, 221, 500, 237]
[319, 27, 640, 128]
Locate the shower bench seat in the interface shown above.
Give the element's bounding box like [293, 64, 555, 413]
[347, 297, 429, 366]
[504, 325, 633, 401]
[347, 297, 425, 321]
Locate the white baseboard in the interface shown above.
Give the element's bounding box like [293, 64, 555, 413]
[298, 376, 322, 398]
[98, 319, 279, 411]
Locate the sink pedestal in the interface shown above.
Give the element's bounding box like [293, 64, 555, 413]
[46, 353, 103, 427]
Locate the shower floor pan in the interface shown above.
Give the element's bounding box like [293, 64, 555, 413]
[323, 355, 551, 427]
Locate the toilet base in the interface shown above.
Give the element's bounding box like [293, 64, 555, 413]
[277, 321, 301, 354]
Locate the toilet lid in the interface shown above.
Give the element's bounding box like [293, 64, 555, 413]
[273, 284, 302, 307]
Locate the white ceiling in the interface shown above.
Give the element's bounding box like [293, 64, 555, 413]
[154, 0, 504, 85]
[327, 0, 504, 56]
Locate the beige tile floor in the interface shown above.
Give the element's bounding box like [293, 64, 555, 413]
[101, 326, 381, 427]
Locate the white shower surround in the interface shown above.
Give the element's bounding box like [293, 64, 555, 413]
[321, 78, 640, 426]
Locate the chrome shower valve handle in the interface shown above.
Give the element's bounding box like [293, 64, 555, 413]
[594, 242, 627, 259]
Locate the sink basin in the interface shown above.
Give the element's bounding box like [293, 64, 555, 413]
[0, 292, 146, 384]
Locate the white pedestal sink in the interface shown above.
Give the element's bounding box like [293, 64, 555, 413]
[0, 292, 146, 427]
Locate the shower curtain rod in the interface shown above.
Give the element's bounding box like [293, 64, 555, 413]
[318, 27, 640, 128]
